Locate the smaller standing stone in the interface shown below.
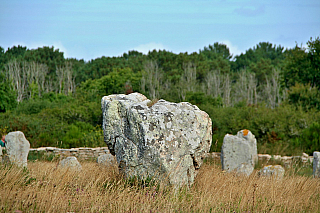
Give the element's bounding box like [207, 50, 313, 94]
[97, 153, 117, 167]
[5, 131, 30, 167]
[221, 129, 257, 176]
[58, 156, 82, 171]
[259, 165, 285, 179]
[313, 152, 320, 178]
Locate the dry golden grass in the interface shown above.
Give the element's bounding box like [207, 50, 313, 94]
[0, 160, 319, 212]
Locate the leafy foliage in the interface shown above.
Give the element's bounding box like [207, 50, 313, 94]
[283, 37, 320, 88]
[296, 122, 320, 155]
[287, 83, 320, 111]
[0, 37, 319, 155]
[0, 74, 17, 112]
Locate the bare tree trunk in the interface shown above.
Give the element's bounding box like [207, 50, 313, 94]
[64, 62, 74, 94]
[264, 68, 282, 108]
[182, 62, 197, 92]
[178, 62, 197, 101]
[141, 60, 163, 100]
[56, 65, 65, 94]
[232, 69, 257, 106]
[55, 61, 75, 95]
[223, 74, 231, 107]
[5, 60, 28, 102]
[45, 76, 54, 93]
[204, 70, 223, 98]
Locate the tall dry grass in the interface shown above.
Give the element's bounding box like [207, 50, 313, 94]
[0, 160, 319, 212]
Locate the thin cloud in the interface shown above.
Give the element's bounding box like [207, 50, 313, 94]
[234, 5, 266, 17]
[221, 40, 244, 59]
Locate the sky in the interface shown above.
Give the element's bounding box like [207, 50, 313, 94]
[1, 0, 320, 61]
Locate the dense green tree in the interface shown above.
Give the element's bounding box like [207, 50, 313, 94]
[307, 36, 320, 87]
[185, 91, 223, 107]
[287, 83, 320, 111]
[78, 67, 142, 100]
[3, 45, 27, 62]
[248, 58, 274, 84]
[200, 42, 232, 60]
[0, 72, 17, 112]
[123, 50, 143, 59]
[282, 45, 310, 88]
[0, 47, 5, 70]
[232, 42, 285, 72]
[297, 122, 320, 155]
[78, 53, 144, 83]
[282, 37, 320, 89]
[23, 46, 65, 76]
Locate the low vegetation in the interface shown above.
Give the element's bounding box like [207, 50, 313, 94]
[0, 159, 319, 212]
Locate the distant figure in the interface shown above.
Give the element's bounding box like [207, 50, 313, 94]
[0, 135, 5, 147]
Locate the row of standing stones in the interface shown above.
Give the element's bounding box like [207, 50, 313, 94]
[0, 93, 319, 186]
[100, 93, 320, 185]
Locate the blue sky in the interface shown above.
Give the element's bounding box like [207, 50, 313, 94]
[1, 0, 319, 61]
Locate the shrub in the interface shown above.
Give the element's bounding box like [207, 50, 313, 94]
[15, 99, 52, 115]
[205, 103, 320, 156]
[296, 122, 320, 155]
[288, 83, 320, 111]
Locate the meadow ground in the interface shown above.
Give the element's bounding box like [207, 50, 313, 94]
[0, 158, 319, 212]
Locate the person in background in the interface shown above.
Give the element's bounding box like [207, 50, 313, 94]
[0, 135, 5, 147]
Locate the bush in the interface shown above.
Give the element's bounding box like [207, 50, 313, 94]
[185, 92, 223, 107]
[15, 99, 52, 115]
[204, 103, 320, 156]
[288, 83, 320, 111]
[295, 122, 320, 155]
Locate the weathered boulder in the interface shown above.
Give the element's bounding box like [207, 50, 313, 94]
[97, 153, 117, 167]
[259, 165, 285, 179]
[101, 93, 212, 186]
[58, 156, 82, 171]
[313, 151, 320, 178]
[5, 131, 30, 167]
[221, 129, 257, 176]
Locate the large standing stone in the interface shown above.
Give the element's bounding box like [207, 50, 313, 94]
[58, 156, 82, 171]
[101, 93, 212, 186]
[5, 131, 30, 167]
[313, 151, 320, 178]
[221, 129, 257, 176]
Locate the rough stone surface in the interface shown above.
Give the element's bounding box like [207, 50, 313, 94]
[235, 163, 254, 176]
[259, 165, 285, 179]
[97, 153, 117, 167]
[101, 93, 212, 186]
[313, 151, 320, 178]
[221, 129, 257, 176]
[58, 156, 82, 171]
[5, 131, 30, 167]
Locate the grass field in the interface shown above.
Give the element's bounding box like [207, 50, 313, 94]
[0, 159, 319, 212]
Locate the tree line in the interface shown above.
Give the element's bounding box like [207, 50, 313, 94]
[0, 37, 319, 155]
